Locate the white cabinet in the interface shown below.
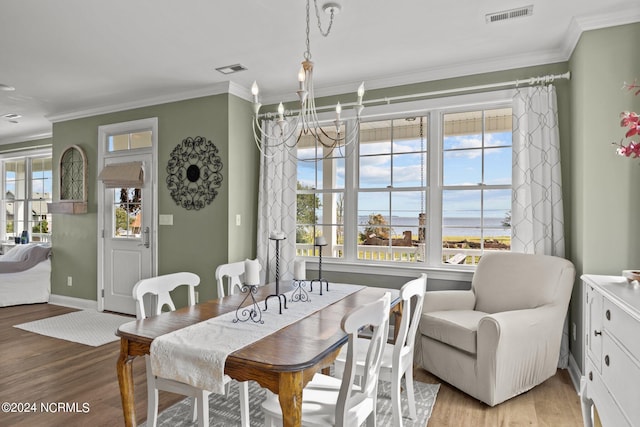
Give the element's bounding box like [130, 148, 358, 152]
[581, 275, 640, 427]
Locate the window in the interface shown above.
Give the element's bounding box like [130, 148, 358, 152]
[108, 130, 152, 152]
[1, 150, 53, 243]
[295, 92, 513, 269]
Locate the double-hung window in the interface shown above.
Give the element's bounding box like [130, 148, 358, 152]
[1, 149, 53, 243]
[295, 91, 513, 270]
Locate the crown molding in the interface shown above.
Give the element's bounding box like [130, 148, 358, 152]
[560, 6, 640, 61]
[263, 48, 569, 106]
[0, 132, 53, 146]
[47, 81, 237, 123]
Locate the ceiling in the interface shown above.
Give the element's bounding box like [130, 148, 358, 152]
[0, 0, 638, 145]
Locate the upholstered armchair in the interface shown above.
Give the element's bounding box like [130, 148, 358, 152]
[417, 252, 575, 406]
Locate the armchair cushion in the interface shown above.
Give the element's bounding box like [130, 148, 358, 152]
[420, 310, 487, 355]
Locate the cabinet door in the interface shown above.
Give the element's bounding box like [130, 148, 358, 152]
[586, 286, 603, 371]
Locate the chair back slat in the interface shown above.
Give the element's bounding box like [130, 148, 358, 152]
[132, 272, 200, 320]
[337, 292, 391, 426]
[394, 273, 427, 362]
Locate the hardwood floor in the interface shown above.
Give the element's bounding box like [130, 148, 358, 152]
[0, 303, 584, 426]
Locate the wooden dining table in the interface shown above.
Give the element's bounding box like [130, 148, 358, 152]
[116, 281, 400, 427]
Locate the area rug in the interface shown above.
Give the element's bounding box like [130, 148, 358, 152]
[142, 378, 439, 427]
[13, 310, 132, 347]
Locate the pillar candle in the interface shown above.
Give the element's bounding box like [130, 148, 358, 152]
[244, 259, 260, 285]
[269, 230, 285, 240]
[294, 259, 306, 280]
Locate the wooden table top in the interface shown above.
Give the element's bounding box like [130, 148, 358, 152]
[117, 282, 399, 373]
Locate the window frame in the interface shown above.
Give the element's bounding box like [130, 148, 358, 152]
[0, 147, 53, 243]
[298, 90, 515, 281]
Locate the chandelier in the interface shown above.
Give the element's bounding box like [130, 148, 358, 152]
[251, 0, 365, 157]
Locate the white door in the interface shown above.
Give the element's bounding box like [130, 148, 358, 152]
[97, 118, 158, 315]
[101, 154, 153, 314]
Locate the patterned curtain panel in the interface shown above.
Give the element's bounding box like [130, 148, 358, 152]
[512, 85, 569, 368]
[257, 119, 298, 282]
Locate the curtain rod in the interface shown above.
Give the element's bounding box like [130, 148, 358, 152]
[261, 71, 570, 118]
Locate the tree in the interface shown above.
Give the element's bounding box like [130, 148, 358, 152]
[359, 213, 389, 242]
[32, 219, 49, 234]
[296, 182, 321, 243]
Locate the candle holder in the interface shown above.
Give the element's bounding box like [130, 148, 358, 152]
[264, 236, 288, 314]
[310, 242, 329, 295]
[290, 279, 310, 303]
[233, 284, 264, 324]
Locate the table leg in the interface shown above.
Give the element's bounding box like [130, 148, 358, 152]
[279, 371, 303, 427]
[117, 338, 137, 427]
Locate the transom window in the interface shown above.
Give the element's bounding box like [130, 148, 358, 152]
[295, 93, 513, 268]
[108, 130, 152, 152]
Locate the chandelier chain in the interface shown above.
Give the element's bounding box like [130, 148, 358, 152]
[313, 0, 336, 37]
[305, 0, 336, 60]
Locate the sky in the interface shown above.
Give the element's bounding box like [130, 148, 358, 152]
[296, 130, 512, 225]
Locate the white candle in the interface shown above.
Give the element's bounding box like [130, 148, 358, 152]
[244, 259, 260, 285]
[294, 259, 306, 280]
[315, 235, 327, 246]
[269, 230, 285, 240]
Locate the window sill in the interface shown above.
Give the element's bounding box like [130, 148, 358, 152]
[302, 257, 474, 282]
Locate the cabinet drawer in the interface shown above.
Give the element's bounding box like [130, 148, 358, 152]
[603, 299, 640, 358]
[602, 334, 640, 425]
[585, 364, 631, 427]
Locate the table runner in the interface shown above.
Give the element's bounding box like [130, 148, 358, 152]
[150, 283, 364, 394]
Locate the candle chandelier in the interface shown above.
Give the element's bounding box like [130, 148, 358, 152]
[251, 0, 365, 157]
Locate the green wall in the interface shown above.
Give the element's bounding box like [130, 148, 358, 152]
[5, 23, 639, 378]
[50, 93, 258, 304]
[568, 22, 640, 371]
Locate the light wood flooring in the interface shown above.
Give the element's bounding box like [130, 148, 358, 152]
[0, 303, 584, 427]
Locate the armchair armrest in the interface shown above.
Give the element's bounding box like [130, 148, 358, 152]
[422, 290, 475, 313]
[477, 305, 566, 405]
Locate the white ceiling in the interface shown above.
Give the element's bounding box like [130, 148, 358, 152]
[0, 0, 638, 144]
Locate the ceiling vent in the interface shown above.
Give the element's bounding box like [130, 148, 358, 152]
[486, 5, 533, 23]
[3, 113, 21, 119]
[215, 64, 248, 75]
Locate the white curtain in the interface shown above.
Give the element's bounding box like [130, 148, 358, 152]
[257, 119, 298, 282]
[512, 84, 569, 368]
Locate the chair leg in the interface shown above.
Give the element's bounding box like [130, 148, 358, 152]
[147, 383, 159, 427]
[238, 381, 250, 427]
[196, 391, 209, 427]
[190, 396, 197, 423]
[404, 365, 417, 420]
[391, 368, 403, 427]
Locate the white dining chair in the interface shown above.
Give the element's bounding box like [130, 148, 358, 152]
[333, 274, 427, 427]
[215, 260, 261, 298]
[262, 292, 391, 427]
[132, 272, 250, 427]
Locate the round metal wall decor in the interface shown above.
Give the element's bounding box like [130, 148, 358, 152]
[166, 136, 223, 210]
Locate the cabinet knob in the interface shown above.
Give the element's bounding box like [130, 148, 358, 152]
[605, 355, 610, 366]
[606, 309, 611, 321]
[589, 371, 593, 381]
[594, 330, 601, 336]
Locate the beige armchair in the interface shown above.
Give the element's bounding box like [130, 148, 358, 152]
[417, 252, 575, 406]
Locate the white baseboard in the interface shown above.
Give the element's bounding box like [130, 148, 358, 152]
[568, 353, 582, 394]
[49, 294, 98, 310]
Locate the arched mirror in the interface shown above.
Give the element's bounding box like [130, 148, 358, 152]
[47, 145, 88, 214]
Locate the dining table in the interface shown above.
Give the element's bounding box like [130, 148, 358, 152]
[115, 281, 401, 427]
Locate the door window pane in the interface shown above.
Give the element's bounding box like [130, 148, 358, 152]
[113, 188, 142, 238]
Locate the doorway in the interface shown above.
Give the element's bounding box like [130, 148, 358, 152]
[97, 118, 158, 315]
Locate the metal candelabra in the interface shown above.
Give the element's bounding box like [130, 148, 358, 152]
[310, 242, 329, 295]
[264, 236, 288, 314]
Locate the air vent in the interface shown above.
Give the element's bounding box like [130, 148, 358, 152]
[3, 113, 21, 119]
[486, 5, 533, 23]
[215, 64, 248, 75]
